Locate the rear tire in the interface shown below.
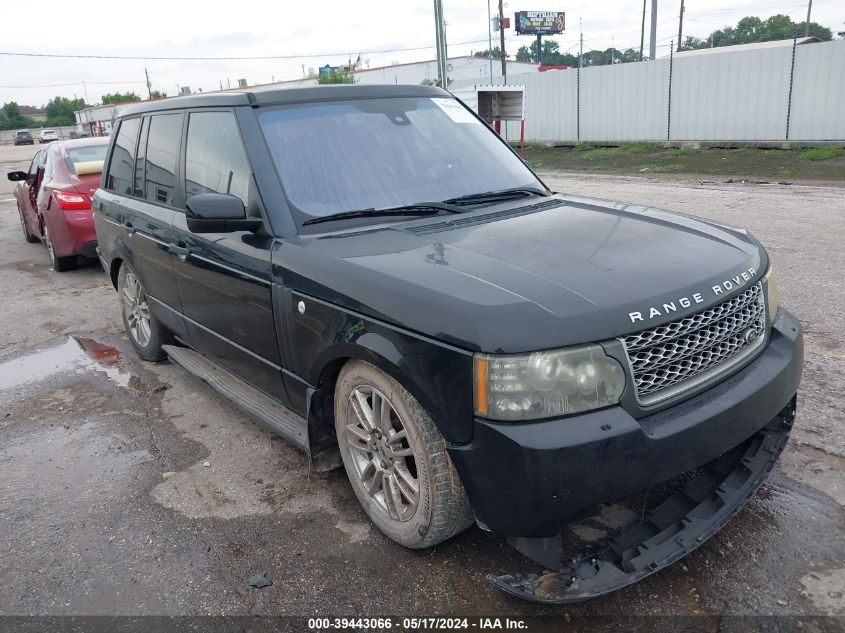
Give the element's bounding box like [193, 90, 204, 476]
[18, 206, 39, 243]
[335, 360, 473, 549]
[44, 224, 77, 272]
[117, 262, 171, 361]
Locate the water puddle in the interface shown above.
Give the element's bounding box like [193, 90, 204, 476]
[0, 337, 132, 391]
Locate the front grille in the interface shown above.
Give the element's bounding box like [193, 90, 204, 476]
[621, 282, 766, 404]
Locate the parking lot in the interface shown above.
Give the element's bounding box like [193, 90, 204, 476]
[0, 140, 843, 622]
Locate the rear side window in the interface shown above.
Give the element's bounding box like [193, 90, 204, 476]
[143, 112, 183, 205]
[106, 118, 140, 195]
[184, 111, 250, 206]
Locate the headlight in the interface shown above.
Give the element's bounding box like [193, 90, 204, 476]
[763, 264, 778, 322]
[474, 344, 626, 421]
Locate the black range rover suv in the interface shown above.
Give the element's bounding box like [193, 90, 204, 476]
[93, 85, 803, 602]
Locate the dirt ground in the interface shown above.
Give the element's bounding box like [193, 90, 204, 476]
[0, 142, 843, 627]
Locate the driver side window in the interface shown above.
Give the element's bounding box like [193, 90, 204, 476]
[27, 151, 42, 176]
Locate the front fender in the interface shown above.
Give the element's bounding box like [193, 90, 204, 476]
[286, 292, 475, 445]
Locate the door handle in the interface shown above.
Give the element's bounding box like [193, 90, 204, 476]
[170, 242, 190, 261]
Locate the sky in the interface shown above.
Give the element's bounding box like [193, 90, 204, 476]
[0, 0, 841, 107]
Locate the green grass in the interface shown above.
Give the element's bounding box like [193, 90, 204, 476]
[619, 143, 655, 153]
[520, 144, 845, 181]
[800, 147, 844, 161]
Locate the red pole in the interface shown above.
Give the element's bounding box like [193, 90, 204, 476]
[494, 120, 501, 134]
[519, 120, 525, 156]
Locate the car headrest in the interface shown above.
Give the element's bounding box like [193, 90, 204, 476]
[74, 160, 104, 176]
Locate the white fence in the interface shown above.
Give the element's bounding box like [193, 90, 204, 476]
[451, 39, 845, 144]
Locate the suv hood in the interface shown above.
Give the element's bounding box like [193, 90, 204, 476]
[282, 195, 766, 353]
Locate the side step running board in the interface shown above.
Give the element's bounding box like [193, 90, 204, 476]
[162, 344, 308, 450]
[489, 398, 796, 603]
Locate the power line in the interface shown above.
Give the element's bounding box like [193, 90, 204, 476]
[0, 80, 147, 88]
[657, 3, 805, 14]
[0, 38, 494, 62]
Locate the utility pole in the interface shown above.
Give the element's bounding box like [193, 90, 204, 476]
[487, 0, 493, 81]
[144, 68, 152, 99]
[536, 35, 542, 66]
[804, 0, 813, 37]
[499, 0, 507, 80]
[82, 80, 89, 104]
[650, 0, 658, 60]
[433, 0, 448, 87]
[577, 28, 582, 141]
[640, 0, 647, 60]
[677, 0, 685, 51]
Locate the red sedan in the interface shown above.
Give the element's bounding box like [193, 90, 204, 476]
[8, 137, 109, 271]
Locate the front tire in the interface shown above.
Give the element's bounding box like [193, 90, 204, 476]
[335, 360, 473, 549]
[118, 262, 170, 361]
[44, 224, 77, 272]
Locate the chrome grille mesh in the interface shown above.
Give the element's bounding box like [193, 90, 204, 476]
[621, 282, 766, 402]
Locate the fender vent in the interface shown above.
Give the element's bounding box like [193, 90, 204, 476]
[404, 198, 565, 235]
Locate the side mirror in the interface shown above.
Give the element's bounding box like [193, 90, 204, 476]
[185, 193, 262, 233]
[7, 171, 30, 182]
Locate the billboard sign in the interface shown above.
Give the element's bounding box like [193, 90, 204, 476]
[514, 11, 565, 35]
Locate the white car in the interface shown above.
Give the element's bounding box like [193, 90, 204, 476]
[38, 129, 59, 143]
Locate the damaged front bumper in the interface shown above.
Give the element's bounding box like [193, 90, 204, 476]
[490, 399, 795, 603]
[448, 309, 803, 602]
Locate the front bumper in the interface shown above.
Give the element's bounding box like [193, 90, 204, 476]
[448, 308, 803, 538]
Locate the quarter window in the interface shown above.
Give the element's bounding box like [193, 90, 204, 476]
[106, 117, 140, 195]
[133, 117, 150, 197]
[184, 111, 250, 206]
[143, 113, 183, 205]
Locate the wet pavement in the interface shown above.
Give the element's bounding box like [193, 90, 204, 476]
[0, 167, 843, 622]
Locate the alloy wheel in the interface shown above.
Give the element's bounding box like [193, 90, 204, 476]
[123, 271, 152, 348]
[345, 385, 420, 522]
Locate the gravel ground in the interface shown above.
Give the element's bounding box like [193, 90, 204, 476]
[0, 144, 842, 626]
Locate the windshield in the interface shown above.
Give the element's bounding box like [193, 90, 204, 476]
[258, 97, 542, 225]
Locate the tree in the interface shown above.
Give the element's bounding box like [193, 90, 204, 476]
[3, 102, 21, 120]
[0, 102, 41, 131]
[44, 96, 86, 126]
[515, 45, 534, 62]
[683, 14, 832, 50]
[515, 41, 577, 66]
[101, 91, 141, 104]
[149, 90, 167, 99]
[316, 70, 354, 85]
[474, 47, 508, 59]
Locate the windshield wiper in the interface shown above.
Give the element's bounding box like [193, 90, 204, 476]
[302, 202, 462, 227]
[443, 186, 551, 206]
